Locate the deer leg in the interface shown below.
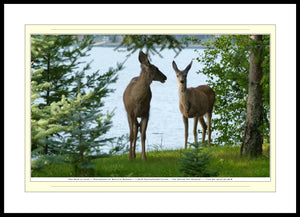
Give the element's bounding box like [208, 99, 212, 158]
[193, 116, 198, 145]
[132, 119, 139, 159]
[140, 117, 148, 161]
[198, 116, 207, 145]
[183, 116, 188, 149]
[206, 112, 212, 147]
[127, 114, 134, 160]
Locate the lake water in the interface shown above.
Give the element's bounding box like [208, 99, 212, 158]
[85, 46, 214, 152]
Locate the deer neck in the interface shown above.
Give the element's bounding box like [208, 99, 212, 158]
[178, 82, 193, 117]
[138, 70, 152, 87]
[178, 82, 189, 104]
[130, 70, 152, 102]
[178, 80, 187, 95]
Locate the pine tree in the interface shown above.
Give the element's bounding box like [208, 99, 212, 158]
[178, 142, 218, 177]
[58, 64, 122, 176]
[31, 35, 124, 176]
[115, 35, 186, 58]
[31, 35, 95, 154]
[31, 35, 94, 105]
[31, 37, 77, 155]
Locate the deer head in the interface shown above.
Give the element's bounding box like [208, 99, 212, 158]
[139, 51, 167, 83]
[172, 60, 193, 84]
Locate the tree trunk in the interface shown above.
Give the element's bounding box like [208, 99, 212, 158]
[44, 56, 51, 155]
[241, 35, 264, 157]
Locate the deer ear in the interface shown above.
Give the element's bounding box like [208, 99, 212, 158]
[172, 61, 179, 72]
[184, 61, 193, 72]
[139, 50, 149, 65]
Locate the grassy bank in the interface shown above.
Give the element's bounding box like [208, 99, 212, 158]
[32, 144, 270, 178]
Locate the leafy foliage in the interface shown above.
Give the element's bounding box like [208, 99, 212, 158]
[193, 35, 270, 146]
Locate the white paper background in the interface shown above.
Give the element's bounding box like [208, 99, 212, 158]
[4, 4, 296, 213]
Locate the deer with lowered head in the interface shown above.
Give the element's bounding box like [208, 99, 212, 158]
[172, 60, 215, 149]
[123, 51, 167, 160]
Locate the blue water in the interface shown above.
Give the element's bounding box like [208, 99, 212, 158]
[84, 46, 215, 152]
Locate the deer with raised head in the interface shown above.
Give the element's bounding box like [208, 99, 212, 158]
[172, 60, 215, 148]
[123, 51, 167, 160]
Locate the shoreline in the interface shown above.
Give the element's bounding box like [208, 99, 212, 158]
[92, 42, 206, 49]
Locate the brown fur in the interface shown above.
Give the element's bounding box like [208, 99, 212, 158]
[123, 51, 167, 160]
[172, 60, 215, 148]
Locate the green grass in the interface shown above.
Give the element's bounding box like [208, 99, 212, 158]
[31, 144, 270, 178]
[93, 150, 183, 177]
[206, 145, 270, 177]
